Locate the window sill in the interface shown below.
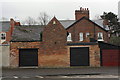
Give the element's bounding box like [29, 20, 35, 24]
[98, 39, 104, 41]
[67, 40, 72, 42]
[67, 41, 72, 42]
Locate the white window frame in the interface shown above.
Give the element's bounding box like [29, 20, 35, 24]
[86, 32, 90, 37]
[0, 32, 6, 40]
[67, 33, 72, 41]
[97, 32, 104, 41]
[79, 32, 83, 41]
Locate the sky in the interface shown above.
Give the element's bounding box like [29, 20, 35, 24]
[0, 0, 120, 22]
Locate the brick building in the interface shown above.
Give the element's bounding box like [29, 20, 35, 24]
[10, 8, 119, 68]
[0, 19, 20, 44]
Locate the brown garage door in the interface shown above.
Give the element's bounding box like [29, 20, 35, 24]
[102, 49, 120, 66]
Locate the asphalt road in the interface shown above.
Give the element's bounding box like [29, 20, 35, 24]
[2, 78, 119, 80]
[1, 67, 119, 80]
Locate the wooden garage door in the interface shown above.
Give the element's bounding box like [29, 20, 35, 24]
[102, 49, 120, 66]
[19, 49, 38, 67]
[70, 47, 89, 66]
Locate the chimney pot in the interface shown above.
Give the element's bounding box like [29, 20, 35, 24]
[80, 7, 82, 10]
[87, 8, 88, 10]
[10, 18, 14, 21]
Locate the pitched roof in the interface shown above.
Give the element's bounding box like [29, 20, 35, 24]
[66, 17, 108, 32]
[59, 19, 108, 31]
[92, 19, 109, 30]
[11, 25, 44, 42]
[92, 19, 104, 28]
[0, 21, 10, 32]
[59, 20, 76, 29]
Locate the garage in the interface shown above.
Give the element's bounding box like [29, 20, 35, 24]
[19, 49, 38, 67]
[101, 49, 119, 66]
[70, 47, 89, 66]
[99, 42, 120, 66]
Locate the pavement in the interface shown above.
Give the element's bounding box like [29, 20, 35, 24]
[1, 67, 120, 80]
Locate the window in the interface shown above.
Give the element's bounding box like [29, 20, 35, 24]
[79, 33, 83, 41]
[97, 32, 103, 41]
[1, 33, 6, 40]
[86, 32, 90, 37]
[53, 21, 56, 24]
[67, 33, 72, 41]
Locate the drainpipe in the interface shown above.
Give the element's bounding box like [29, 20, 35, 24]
[94, 24, 96, 40]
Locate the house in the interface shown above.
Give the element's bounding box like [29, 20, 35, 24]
[0, 18, 20, 44]
[0, 18, 20, 67]
[10, 7, 119, 68]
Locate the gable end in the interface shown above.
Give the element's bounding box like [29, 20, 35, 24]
[66, 17, 108, 32]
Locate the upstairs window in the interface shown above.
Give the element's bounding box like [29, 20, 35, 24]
[86, 32, 90, 37]
[1, 33, 6, 40]
[53, 21, 56, 24]
[97, 32, 103, 41]
[79, 33, 83, 41]
[67, 33, 72, 41]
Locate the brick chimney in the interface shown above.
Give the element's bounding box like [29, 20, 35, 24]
[15, 22, 21, 26]
[10, 18, 15, 35]
[103, 19, 109, 25]
[75, 7, 89, 20]
[10, 18, 20, 35]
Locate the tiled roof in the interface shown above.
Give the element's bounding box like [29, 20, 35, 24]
[11, 25, 44, 42]
[0, 21, 10, 32]
[59, 20, 76, 29]
[92, 19, 104, 28]
[92, 19, 109, 30]
[66, 17, 108, 32]
[59, 19, 109, 31]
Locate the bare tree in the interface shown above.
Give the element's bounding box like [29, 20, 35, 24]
[37, 12, 50, 25]
[25, 16, 37, 26]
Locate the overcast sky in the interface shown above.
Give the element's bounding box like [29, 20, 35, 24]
[0, 0, 120, 22]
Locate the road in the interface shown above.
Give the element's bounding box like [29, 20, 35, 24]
[1, 67, 119, 80]
[2, 78, 119, 80]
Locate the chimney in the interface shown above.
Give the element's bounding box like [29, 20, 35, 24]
[15, 22, 21, 26]
[75, 7, 89, 20]
[10, 18, 15, 35]
[103, 19, 109, 25]
[10, 18, 15, 27]
[14, 17, 21, 26]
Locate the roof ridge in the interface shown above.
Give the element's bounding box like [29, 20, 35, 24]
[59, 20, 75, 21]
[66, 17, 108, 32]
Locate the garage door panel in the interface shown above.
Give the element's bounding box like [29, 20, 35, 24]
[70, 47, 89, 66]
[102, 49, 119, 66]
[19, 49, 38, 67]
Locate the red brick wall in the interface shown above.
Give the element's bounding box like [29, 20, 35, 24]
[10, 42, 41, 67]
[40, 17, 69, 67]
[67, 44, 100, 67]
[10, 41, 70, 68]
[42, 17, 67, 54]
[10, 41, 101, 68]
[67, 18, 109, 43]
